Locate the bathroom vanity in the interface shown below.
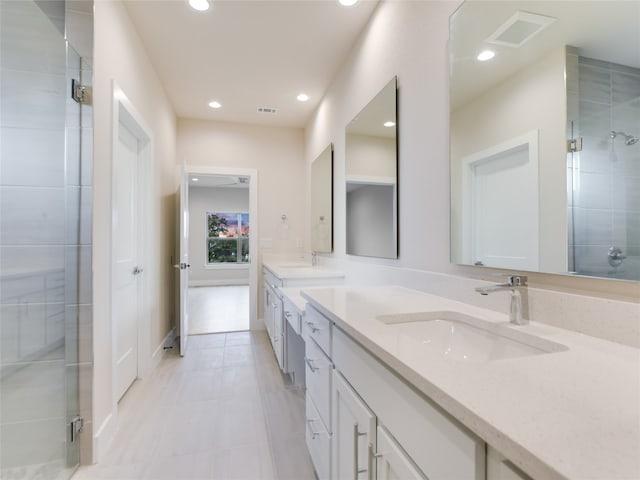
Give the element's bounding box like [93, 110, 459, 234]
[300, 285, 640, 480]
[262, 262, 344, 381]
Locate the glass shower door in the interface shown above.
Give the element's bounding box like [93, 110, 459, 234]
[568, 55, 640, 281]
[1, 1, 81, 478]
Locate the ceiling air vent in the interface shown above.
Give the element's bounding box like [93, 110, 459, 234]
[486, 11, 556, 48]
[257, 107, 278, 114]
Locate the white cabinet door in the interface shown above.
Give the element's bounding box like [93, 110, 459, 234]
[376, 426, 427, 480]
[264, 282, 274, 338]
[333, 371, 376, 480]
[486, 446, 532, 480]
[272, 294, 284, 369]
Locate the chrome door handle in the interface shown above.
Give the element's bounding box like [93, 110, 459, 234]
[132, 266, 143, 275]
[172, 262, 190, 270]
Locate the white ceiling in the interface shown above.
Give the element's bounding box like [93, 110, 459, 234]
[123, 0, 379, 128]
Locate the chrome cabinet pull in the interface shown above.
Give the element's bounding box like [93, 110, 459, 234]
[307, 418, 321, 439]
[305, 320, 320, 333]
[367, 443, 382, 480]
[354, 425, 367, 479]
[304, 357, 319, 373]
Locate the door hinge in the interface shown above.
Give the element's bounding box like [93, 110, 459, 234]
[71, 79, 92, 105]
[70, 416, 84, 443]
[567, 137, 582, 153]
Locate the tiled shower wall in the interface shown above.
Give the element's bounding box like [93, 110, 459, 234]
[568, 54, 640, 280]
[0, 0, 93, 477]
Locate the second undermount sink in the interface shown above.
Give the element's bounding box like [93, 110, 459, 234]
[376, 311, 567, 363]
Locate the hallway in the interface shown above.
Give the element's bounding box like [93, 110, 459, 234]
[73, 331, 314, 480]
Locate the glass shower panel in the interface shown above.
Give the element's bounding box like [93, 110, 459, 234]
[1, 1, 81, 478]
[570, 56, 640, 280]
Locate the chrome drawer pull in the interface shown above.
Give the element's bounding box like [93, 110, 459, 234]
[305, 320, 320, 333]
[304, 357, 319, 373]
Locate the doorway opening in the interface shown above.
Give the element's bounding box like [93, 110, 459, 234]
[181, 169, 258, 341]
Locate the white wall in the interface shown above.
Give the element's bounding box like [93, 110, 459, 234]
[93, 0, 176, 461]
[305, 0, 638, 316]
[306, 0, 455, 272]
[188, 186, 250, 286]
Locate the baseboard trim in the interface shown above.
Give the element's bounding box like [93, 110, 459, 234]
[189, 279, 249, 287]
[93, 412, 114, 464]
[152, 327, 176, 367]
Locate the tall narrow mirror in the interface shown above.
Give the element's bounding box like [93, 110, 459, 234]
[346, 77, 398, 258]
[310, 144, 333, 253]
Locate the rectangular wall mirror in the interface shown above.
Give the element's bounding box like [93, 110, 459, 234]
[310, 144, 333, 253]
[346, 76, 398, 258]
[450, 1, 639, 281]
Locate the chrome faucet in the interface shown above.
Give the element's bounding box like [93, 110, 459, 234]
[475, 275, 529, 325]
[311, 251, 318, 267]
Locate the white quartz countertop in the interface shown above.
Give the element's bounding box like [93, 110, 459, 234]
[300, 286, 640, 480]
[263, 262, 345, 280]
[279, 287, 307, 312]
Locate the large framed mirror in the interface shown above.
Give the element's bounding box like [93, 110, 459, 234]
[310, 144, 333, 253]
[346, 76, 398, 258]
[450, 1, 640, 281]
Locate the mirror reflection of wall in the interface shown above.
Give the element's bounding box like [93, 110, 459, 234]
[449, 1, 639, 281]
[310, 144, 333, 253]
[346, 76, 398, 259]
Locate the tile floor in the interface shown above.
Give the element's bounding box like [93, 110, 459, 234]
[72, 331, 315, 480]
[188, 287, 249, 335]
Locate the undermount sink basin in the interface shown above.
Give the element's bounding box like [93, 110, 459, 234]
[376, 311, 567, 363]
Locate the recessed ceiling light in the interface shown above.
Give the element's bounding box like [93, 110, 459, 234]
[189, 0, 210, 12]
[192, 177, 199, 182]
[477, 50, 496, 62]
[208, 101, 222, 109]
[338, 0, 358, 6]
[297, 93, 309, 102]
[383, 121, 396, 127]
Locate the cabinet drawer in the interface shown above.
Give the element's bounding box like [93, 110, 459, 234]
[334, 327, 485, 480]
[303, 305, 331, 357]
[305, 337, 332, 431]
[306, 395, 331, 480]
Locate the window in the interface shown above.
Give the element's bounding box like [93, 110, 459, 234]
[206, 212, 250, 264]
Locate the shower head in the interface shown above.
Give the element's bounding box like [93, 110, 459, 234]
[610, 131, 639, 146]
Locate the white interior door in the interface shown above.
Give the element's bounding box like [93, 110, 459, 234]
[178, 172, 190, 356]
[463, 132, 539, 270]
[114, 122, 141, 401]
